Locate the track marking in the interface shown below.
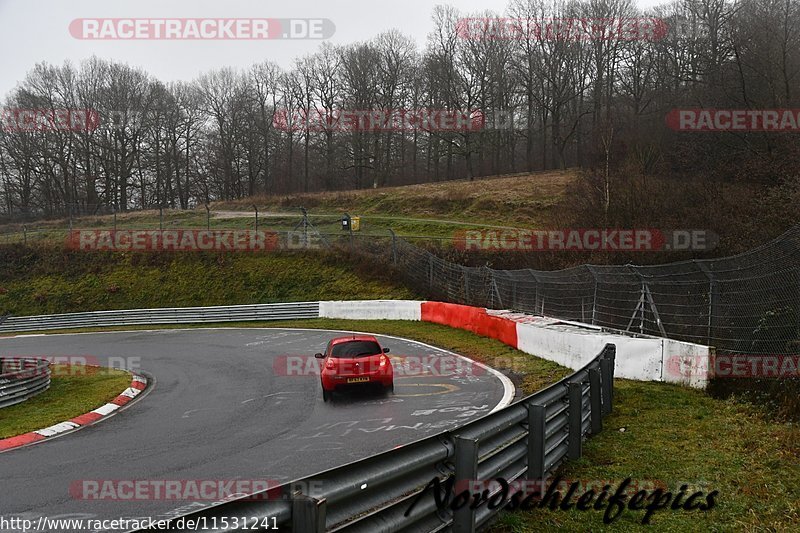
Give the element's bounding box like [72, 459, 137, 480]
[394, 383, 460, 397]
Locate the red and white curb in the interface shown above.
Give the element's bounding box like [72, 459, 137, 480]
[0, 374, 147, 452]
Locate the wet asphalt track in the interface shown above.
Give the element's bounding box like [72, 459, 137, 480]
[0, 328, 510, 532]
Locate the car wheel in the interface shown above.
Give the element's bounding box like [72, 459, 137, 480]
[322, 388, 332, 402]
[385, 382, 394, 395]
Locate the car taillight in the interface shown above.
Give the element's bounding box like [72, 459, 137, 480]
[325, 358, 335, 369]
[379, 355, 388, 367]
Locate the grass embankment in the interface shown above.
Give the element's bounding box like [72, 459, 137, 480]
[0, 365, 132, 438]
[213, 170, 575, 237]
[495, 380, 799, 532]
[4, 319, 798, 530]
[0, 171, 575, 244]
[0, 247, 414, 316]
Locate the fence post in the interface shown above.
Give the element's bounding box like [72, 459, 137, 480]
[526, 403, 546, 493]
[292, 492, 326, 532]
[695, 261, 717, 345]
[23, 225, 26, 245]
[639, 283, 645, 333]
[491, 274, 502, 309]
[511, 276, 517, 309]
[159, 206, 163, 231]
[388, 228, 398, 265]
[253, 204, 258, 232]
[453, 436, 479, 533]
[529, 269, 540, 315]
[586, 265, 598, 325]
[300, 206, 309, 248]
[567, 381, 583, 460]
[589, 368, 602, 434]
[204, 204, 210, 231]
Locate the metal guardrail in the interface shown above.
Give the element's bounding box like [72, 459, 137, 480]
[0, 302, 321, 333]
[0, 358, 51, 408]
[139, 343, 616, 532]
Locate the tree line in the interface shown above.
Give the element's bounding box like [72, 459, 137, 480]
[1, 0, 798, 217]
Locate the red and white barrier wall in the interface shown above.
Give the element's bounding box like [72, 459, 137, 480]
[320, 300, 712, 389]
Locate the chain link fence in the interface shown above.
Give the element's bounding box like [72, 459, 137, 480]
[345, 227, 800, 360]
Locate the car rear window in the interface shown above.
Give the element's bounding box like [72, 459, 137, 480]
[331, 341, 381, 358]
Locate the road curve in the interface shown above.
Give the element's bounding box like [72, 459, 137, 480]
[0, 328, 510, 531]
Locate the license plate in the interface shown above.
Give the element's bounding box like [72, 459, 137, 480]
[347, 377, 370, 383]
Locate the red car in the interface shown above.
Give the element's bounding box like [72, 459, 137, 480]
[316, 335, 393, 401]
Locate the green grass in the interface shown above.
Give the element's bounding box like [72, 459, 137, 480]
[0, 365, 133, 438]
[493, 380, 800, 532]
[0, 249, 415, 316]
[0, 171, 574, 245]
[212, 170, 574, 228]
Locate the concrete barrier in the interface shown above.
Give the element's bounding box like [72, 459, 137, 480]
[420, 302, 518, 347]
[319, 300, 423, 321]
[318, 300, 712, 388]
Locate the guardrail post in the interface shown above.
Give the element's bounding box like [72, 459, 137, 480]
[567, 381, 583, 460]
[589, 368, 602, 434]
[526, 403, 546, 489]
[292, 492, 326, 532]
[453, 436, 479, 533]
[600, 345, 616, 416]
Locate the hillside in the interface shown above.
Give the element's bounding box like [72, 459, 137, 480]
[0, 248, 414, 316]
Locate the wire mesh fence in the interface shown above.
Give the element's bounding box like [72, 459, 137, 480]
[344, 227, 800, 358]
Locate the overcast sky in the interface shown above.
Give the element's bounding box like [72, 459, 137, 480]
[0, 0, 664, 99]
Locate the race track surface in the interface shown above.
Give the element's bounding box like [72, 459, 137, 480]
[0, 328, 509, 531]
